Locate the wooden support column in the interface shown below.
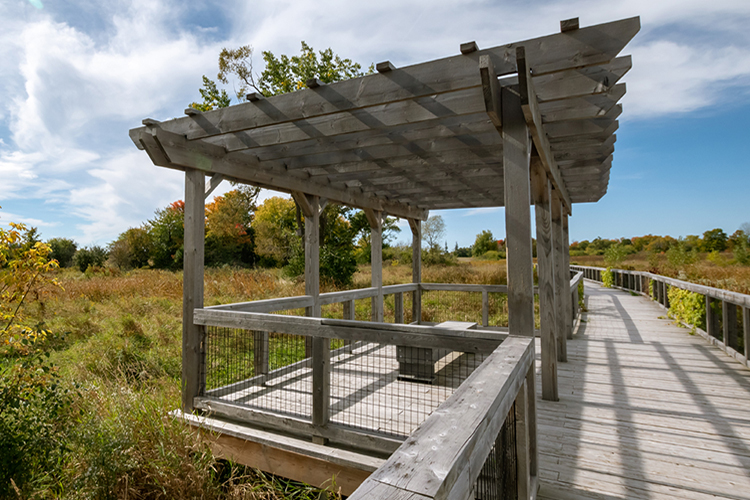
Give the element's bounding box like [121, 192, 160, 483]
[723, 301, 738, 350]
[532, 161, 558, 401]
[303, 195, 330, 443]
[502, 84, 535, 338]
[551, 193, 567, 362]
[409, 219, 422, 324]
[563, 214, 573, 340]
[366, 209, 384, 323]
[183, 169, 205, 412]
[744, 307, 750, 364]
[394, 292, 404, 324]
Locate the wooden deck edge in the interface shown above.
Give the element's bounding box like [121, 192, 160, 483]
[172, 410, 384, 496]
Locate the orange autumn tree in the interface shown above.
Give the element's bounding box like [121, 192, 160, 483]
[204, 186, 260, 266]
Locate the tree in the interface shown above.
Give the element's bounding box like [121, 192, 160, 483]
[73, 246, 108, 272]
[472, 230, 499, 257]
[1, 221, 60, 350]
[189, 76, 231, 111]
[149, 201, 184, 269]
[253, 197, 299, 266]
[47, 237, 77, 268]
[205, 186, 260, 266]
[702, 228, 728, 252]
[108, 227, 152, 269]
[422, 216, 446, 250]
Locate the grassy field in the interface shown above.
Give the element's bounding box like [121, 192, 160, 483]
[4, 255, 748, 498]
[2, 261, 511, 499]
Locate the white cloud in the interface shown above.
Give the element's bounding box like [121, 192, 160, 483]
[463, 207, 502, 217]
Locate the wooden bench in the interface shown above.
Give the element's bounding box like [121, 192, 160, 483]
[397, 321, 478, 383]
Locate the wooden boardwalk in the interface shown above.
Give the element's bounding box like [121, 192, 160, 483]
[537, 281, 750, 500]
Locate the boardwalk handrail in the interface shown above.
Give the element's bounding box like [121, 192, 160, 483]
[349, 335, 537, 500]
[571, 265, 750, 368]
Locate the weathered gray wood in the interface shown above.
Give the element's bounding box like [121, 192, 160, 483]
[420, 282, 509, 293]
[516, 376, 531, 499]
[204, 173, 224, 199]
[479, 55, 502, 128]
[482, 290, 489, 327]
[193, 397, 403, 455]
[206, 295, 314, 312]
[563, 214, 573, 340]
[551, 193, 567, 362]
[131, 18, 640, 142]
[194, 309, 506, 353]
[368, 209, 384, 323]
[410, 219, 422, 324]
[394, 292, 404, 324]
[532, 162, 558, 401]
[376, 61, 395, 72]
[303, 195, 329, 442]
[539, 83, 626, 122]
[319, 287, 378, 305]
[525, 362, 538, 483]
[560, 17, 579, 32]
[745, 307, 750, 363]
[253, 331, 269, 377]
[352, 336, 534, 499]
[502, 85, 535, 338]
[183, 169, 205, 412]
[144, 128, 428, 221]
[722, 301, 738, 350]
[518, 46, 571, 212]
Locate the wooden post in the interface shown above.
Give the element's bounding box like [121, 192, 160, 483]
[706, 296, 720, 339]
[515, 378, 530, 499]
[663, 283, 670, 309]
[409, 219, 422, 324]
[304, 195, 329, 443]
[482, 291, 489, 327]
[253, 331, 269, 377]
[532, 162, 558, 401]
[394, 292, 404, 324]
[502, 84, 535, 338]
[183, 169, 205, 413]
[723, 301, 738, 350]
[563, 214, 572, 340]
[367, 209, 384, 323]
[343, 299, 354, 352]
[551, 193, 567, 362]
[744, 307, 750, 364]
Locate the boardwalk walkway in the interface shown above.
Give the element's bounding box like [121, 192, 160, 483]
[537, 281, 750, 500]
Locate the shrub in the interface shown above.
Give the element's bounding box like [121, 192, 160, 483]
[601, 268, 614, 288]
[667, 287, 705, 331]
[73, 246, 109, 272]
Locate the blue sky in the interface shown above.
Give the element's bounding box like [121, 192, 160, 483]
[1, 0, 749, 248]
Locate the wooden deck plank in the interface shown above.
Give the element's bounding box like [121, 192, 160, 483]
[536, 282, 750, 499]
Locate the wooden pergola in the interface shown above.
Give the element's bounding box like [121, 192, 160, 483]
[129, 15, 638, 498]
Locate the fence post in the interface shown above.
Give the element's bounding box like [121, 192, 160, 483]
[394, 292, 404, 324]
[343, 299, 354, 352]
[253, 331, 269, 378]
[663, 283, 670, 309]
[409, 219, 422, 324]
[723, 301, 738, 350]
[482, 290, 489, 327]
[706, 296, 720, 339]
[744, 307, 750, 364]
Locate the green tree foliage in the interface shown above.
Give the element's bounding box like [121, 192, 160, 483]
[189, 75, 231, 111]
[47, 237, 77, 268]
[108, 227, 152, 269]
[472, 230, 499, 257]
[149, 201, 185, 269]
[665, 238, 700, 268]
[259, 41, 371, 96]
[253, 197, 299, 266]
[603, 243, 629, 267]
[701, 228, 728, 252]
[730, 226, 750, 265]
[73, 246, 108, 272]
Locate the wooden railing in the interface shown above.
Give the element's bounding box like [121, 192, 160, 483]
[571, 265, 750, 368]
[348, 335, 537, 500]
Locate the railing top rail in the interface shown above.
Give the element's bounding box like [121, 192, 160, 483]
[420, 282, 509, 293]
[569, 270, 584, 289]
[571, 265, 750, 307]
[349, 335, 534, 500]
[204, 295, 314, 313]
[194, 308, 507, 352]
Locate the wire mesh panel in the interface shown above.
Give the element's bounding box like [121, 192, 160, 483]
[204, 319, 313, 419]
[421, 290, 483, 324]
[328, 339, 487, 438]
[474, 401, 517, 500]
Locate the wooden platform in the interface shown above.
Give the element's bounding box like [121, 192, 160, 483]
[537, 281, 750, 499]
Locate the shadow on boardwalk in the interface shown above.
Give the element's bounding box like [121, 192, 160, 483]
[536, 282, 750, 500]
